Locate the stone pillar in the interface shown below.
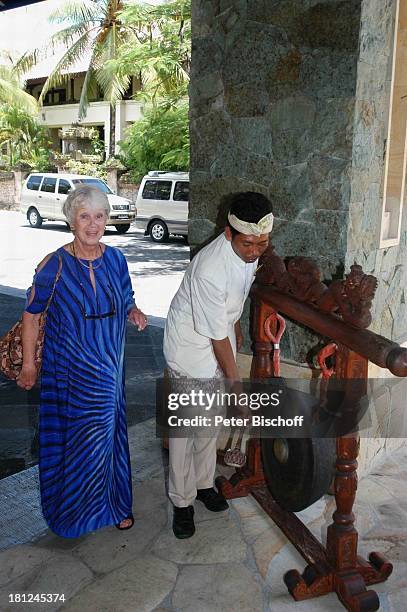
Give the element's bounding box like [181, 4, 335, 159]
[345, 0, 407, 343]
[61, 125, 70, 155]
[0, 172, 15, 210]
[190, 0, 404, 359]
[13, 168, 30, 209]
[115, 100, 126, 156]
[104, 116, 110, 159]
[106, 168, 118, 194]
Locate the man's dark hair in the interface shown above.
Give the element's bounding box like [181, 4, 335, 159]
[227, 192, 273, 237]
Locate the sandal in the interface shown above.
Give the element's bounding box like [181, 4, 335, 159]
[115, 513, 134, 530]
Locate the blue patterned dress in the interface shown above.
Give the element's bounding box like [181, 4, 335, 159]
[25, 245, 134, 538]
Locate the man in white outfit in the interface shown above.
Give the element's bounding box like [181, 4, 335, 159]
[164, 192, 273, 538]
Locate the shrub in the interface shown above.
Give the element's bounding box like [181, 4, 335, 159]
[64, 159, 107, 181]
[119, 101, 189, 182]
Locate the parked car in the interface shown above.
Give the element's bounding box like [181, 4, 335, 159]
[135, 171, 189, 242]
[20, 173, 136, 233]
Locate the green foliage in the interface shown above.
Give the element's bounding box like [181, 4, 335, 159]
[104, 156, 126, 170]
[15, 1, 134, 154]
[23, 150, 52, 172]
[16, 0, 132, 113]
[119, 101, 189, 182]
[114, 0, 191, 104]
[115, 0, 191, 180]
[0, 103, 52, 170]
[91, 135, 105, 159]
[12, 0, 191, 163]
[64, 158, 107, 180]
[0, 63, 38, 114]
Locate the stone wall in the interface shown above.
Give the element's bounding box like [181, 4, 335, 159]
[0, 172, 16, 210]
[117, 180, 139, 203]
[0, 170, 29, 211]
[105, 168, 139, 203]
[190, 1, 361, 267]
[190, 0, 404, 359]
[346, 0, 406, 345]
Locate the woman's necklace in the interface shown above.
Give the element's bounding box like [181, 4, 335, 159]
[71, 242, 104, 270]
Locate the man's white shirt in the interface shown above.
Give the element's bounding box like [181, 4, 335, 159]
[164, 233, 257, 378]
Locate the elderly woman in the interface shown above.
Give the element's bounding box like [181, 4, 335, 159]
[17, 184, 147, 537]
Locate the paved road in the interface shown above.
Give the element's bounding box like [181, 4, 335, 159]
[0, 210, 189, 319]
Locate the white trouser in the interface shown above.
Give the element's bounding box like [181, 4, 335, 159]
[168, 435, 218, 507]
[167, 367, 223, 507]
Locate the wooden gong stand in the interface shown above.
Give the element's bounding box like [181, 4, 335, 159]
[216, 251, 407, 612]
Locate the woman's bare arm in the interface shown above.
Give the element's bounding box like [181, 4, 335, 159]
[16, 311, 42, 390]
[17, 252, 57, 390]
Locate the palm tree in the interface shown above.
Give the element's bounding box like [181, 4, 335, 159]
[112, 0, 190, 105]
[0, 63, 38, 115]
[112, 1, 191, 180]
[16, 0, 134, 156]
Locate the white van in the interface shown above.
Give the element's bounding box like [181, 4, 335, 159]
[20, 173, 136, 234]
[135, 171, 189, 242]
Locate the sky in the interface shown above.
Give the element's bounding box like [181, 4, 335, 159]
[0, 0, 165, 82]
[0, 0, 162, 58]
[0, 0, 67, 55]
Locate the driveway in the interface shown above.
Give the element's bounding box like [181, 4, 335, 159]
[0, 211, 189, 319]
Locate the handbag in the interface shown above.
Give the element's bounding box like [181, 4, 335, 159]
[0, 254, 62, 381]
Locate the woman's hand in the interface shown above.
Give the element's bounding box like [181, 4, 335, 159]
[128, 306, 148, 331]
[17, 364, 37, 390]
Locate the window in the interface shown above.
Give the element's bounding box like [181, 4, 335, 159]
[380, 0, 406, 247]
[72, 178, 112, 194]
[142, 180, 158, 199]
[142, 180, 172, 200]
[40, 177, 57, 193]
[55, 89, 66, 104]
[173, 181, 189, 202]
[58, 179, 71, 195]
[26, 175, 43, 191]
[156, 181, 172, 200]
[43, 88, 67, 105]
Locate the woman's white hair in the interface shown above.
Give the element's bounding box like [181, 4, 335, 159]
[63, 184, 110, 225]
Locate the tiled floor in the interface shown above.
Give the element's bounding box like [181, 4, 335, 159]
[0, 417, 406, 611]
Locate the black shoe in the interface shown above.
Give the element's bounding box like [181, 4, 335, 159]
[196, 487, 229, 512]
[173, 505, 195, 539]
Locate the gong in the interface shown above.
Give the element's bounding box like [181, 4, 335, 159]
[261, 437, 336, 512]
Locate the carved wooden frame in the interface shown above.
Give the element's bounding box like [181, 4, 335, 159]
[216, 247, 407, 611]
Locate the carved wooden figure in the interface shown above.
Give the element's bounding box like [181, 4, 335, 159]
[216, 245, 407, 612]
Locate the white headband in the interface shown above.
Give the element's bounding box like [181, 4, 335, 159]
[228, 212, 274, 236]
